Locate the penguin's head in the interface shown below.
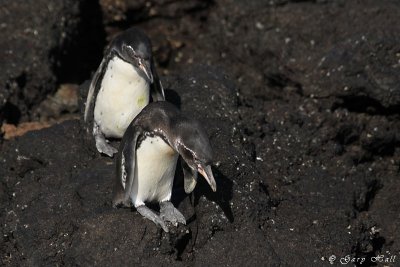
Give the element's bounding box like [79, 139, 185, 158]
[111, 27, 154, 83]
[175, 119, 217, 192]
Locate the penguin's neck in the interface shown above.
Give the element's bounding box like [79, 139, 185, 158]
[94, 56, 150, 138]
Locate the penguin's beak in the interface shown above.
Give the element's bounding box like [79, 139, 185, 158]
[197, 164, 217, 192]
[139, 61, 153, 84]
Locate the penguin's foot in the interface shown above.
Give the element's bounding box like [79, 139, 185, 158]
[136, 205, 169, 232]
[160, 201, 186, 226]
[93, 122, 118, 157]
[95, 138, 118, 157]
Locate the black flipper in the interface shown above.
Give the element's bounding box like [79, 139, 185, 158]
[112, 125, 142, 207]
[150, 59, 165, 102]
[84, 56, 109, 123]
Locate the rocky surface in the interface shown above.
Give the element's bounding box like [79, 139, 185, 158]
[1, 0, 400, 266]
[0, 0, 104, 123]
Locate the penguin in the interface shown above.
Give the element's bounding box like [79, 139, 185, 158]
[84, 27, 165, 157]
[113, 101, 217, 232]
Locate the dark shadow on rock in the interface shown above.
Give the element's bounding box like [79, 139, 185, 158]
[170, 158, 188, 207]
[174, 229, 192, 260]
[164, 88, 181, 109]
[332, 95, 400, 116]
[194, 167, 234, 223]
[170, 161, 234, 223]
[53, 0, 106, 84]
[1, 102, 21, 125]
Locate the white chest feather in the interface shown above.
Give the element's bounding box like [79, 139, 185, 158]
[130, 136, 178, 206]
[94, 57, 150, 138]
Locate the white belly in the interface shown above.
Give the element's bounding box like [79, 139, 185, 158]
[94, 57, 150, 138]
[131, 136, 179, 207]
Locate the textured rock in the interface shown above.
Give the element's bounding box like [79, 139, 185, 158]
[34, 84, 79, 121]
[1, 0, 400, 265]
[0, 0, 104, 123]
[1, 66, 271, 265]
[0, 1, 78, 121]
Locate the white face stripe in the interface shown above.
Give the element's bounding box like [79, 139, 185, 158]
[121, 153, 127, 189]
[126, 45, 142, 60]
[127, 43, 149, 60]
[126, 45, 135, 55]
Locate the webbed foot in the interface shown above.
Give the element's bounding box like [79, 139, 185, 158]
[137, 205, 169, 232]
[93, 122, 118, 157]
[95, 139, 118, 157]
[160, 201, 186, 226]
